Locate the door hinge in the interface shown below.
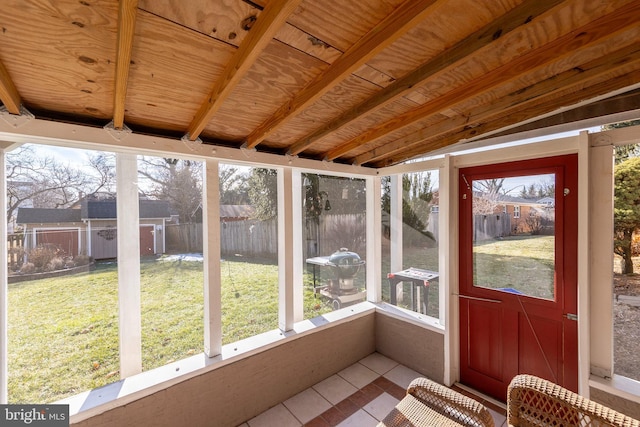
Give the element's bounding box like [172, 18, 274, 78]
[565, 313, 578, 321]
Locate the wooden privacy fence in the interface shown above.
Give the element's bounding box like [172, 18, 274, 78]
[7, 234, 24, 271]
[165, 214, 367, 260]
[474, 214, 512, 241]
[166, 220, 278, 260]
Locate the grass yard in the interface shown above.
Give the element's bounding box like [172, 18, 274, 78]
[8, 236, 553, 404]
[473, 235, 555, 299]
[8, 256, 333, 404]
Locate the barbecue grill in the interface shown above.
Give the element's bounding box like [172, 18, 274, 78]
[306, 248, 366, 309]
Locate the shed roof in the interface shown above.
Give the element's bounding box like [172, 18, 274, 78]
[16, 208, 82, 224]
[81, 199, 171, 220]
[17, 200, 171, 224]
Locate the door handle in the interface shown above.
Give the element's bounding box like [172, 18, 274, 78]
[564, 313, 578, 321]
[457, 294, 502, 303]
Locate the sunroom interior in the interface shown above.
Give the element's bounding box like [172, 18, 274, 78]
[1, 0, 640, 425]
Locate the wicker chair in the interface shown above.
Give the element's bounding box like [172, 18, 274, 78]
[378, 377, 495, 427]
[507, 374, 640, 427]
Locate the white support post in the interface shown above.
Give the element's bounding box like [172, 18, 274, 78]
[441, 154, 458, 386]
[366, 176, 382, 302]
[203, 160, 222, 357]
[389, 175, 403, 274]
[585, 132, 614, 392]
[292, 170, 303, 323]
[116, 153, 142, 378]
[1, 150, 8, 403]
[86, 220, 92, 257]
[278, 167, 297, 330]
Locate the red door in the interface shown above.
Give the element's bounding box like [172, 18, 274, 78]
[459, 155, 578, 401]
[36, 229, 79, 257]
[140, 225, 155, 256]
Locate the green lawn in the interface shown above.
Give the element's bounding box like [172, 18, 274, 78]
[473, 235, 555, 298]
[8, 236, 552, 403]
[8, 257, 332, 404]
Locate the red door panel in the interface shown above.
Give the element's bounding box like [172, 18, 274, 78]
[467, 302, 503, 381]
[459, 154, 578, 401]
[518, 313, 561, 383]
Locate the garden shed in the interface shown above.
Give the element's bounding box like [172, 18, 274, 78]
[16, 197, 171, 259]
[1, 0, 640, 426]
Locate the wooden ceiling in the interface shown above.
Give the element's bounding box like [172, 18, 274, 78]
[1, 0, 640, 167]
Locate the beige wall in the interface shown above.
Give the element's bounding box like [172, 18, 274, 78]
[590, 387, 640, 420]
[374, 312, 445, 383]
[73, 314, 376, 427]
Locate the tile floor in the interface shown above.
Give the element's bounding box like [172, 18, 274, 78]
[237, 353, 507, 427]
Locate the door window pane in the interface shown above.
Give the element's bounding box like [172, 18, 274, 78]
[472, 174, 556, 300]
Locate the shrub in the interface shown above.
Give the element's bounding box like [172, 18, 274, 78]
[74, 254, 91, 266]
[28, 245, 62, 270]
[46, 257, 65, 272]
[19, 263, 35, 274]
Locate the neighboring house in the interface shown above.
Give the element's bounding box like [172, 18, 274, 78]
[16, 197, 171, 259]
[468, 193, 555, 237]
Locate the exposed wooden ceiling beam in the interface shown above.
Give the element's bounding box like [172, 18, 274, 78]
[0, 59, 21, 114]
[478, 89, 640, 141]
[242, 0, 443, 150]
[375, 65, 640, 166]
[187, 0, 302, 141]
[286, 0, 564, 157]
[323, 1, 640, 162]
[354, 43, 640, 165]
[113, 0, 139, 129]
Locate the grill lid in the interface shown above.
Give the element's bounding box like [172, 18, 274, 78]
[328, 248, 363, 265]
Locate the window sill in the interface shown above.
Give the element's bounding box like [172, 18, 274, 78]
[62, 301, 377, 423]
[590, 374, 640, 404]
[373, 301, 444, 334]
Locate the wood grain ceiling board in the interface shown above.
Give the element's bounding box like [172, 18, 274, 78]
[310, 96, 421, 151]
[0, 0, 118, 119]
[364, 0, 520, 81]
[405, 0, 630, 105]
[1, 0, 639, 167]
[323, 0, 640, 161]
[383, 66, 640, 166]
[374, 55, 640, 166]
[266, 75, 384, 147]
[355, 47, 640, 166]
[139, 0, 368, 71]
[138, 0, 260, 48]
[286, 0, 407, 52]
[448, 27, 640, 115]
[285, 0, 567, 157]
[201, 40, 328, 141]
[243, 0, 446, 149]
[121, 10, 234, 132]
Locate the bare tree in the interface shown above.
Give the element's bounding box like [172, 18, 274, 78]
[472, 178, 505, 215]
[138, 157, 202, 223]
[6, 145, 114, 224]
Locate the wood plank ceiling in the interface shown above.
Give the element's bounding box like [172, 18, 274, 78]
[1, 0, 640, 167]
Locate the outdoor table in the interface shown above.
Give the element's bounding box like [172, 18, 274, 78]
[306, 255, 332, 290]
[387, 267, 439, 314]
